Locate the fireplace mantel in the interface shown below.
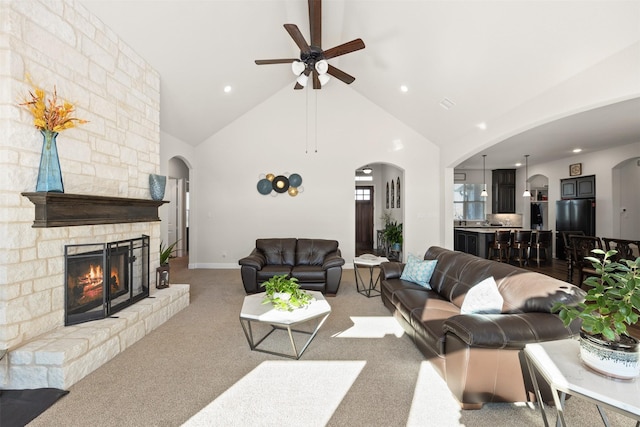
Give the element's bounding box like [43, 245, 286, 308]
[22, 192, 167, 227]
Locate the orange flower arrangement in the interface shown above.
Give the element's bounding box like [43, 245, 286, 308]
[19, 79, 87, 133]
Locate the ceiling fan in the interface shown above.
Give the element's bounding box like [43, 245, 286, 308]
[255, 0, 365, 90]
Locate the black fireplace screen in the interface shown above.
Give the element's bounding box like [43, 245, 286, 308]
[65, 235, 149, 325]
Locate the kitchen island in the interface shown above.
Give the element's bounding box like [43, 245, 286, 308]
[454, 227, 541, 259]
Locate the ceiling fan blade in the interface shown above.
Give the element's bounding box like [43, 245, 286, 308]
[327, 64, 356, 84]
[255, 58, 298, 65]
[312, 71, 321, 89]
[323, 38, 365, 60]
[308, 0, 321, 48]
[284, 24, 311, 55]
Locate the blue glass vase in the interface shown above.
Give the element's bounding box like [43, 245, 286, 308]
[149, 174, 166, 201]
[36, 130, 64, 192]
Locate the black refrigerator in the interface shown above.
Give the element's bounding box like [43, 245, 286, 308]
[555, 199, 596, 260]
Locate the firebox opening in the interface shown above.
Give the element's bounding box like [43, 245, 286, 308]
[65, 235, 149, 326]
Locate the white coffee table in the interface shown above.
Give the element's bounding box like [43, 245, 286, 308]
[353, 255, 388, 297]
[239, 291, 331, 359]
[524, 338, 640, 427]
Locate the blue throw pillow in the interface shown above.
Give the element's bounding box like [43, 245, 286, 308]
[400, 254, 437, 288]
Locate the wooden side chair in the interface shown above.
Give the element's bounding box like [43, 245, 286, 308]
[570, 235, 603, 289]
[487, 230, 511, 263]
[602, 238, 640, 262]
[561, 230, 585, 282]
[510, 230, 532, 267]
[529, 230, 553, 267]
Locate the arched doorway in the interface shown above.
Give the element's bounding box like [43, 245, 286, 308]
[354, 163, 404, 258]
[167, 157, 190, 258]
[527, 173, 549, 230]
[612, 157, 640, 239]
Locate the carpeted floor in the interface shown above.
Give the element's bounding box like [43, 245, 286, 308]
[25, 258, 635, 426]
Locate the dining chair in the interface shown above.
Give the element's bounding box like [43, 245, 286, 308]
[510, 230, 532, 267]
[560, 230, 586, 282]
[487, 230, 511, 263]
[529, 230, 553, 267]
[602, 238, 640, 262]
[570, 235, 603, 289]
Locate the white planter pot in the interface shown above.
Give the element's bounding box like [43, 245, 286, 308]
[273, 292, 291, 302]
[580, 331, 640, 379]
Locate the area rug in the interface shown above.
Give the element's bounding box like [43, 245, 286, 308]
[0, 388, 69, 427]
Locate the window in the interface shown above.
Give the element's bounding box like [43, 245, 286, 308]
[355, 187, 371, 201]
[453, 184, 485, 220]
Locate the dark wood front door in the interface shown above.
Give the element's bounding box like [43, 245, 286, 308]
[355, 186, 374, 253]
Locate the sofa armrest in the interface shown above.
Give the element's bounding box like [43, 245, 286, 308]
[443, 312, 581, 350]
[379, 261, 405, 280]
[238, 249, 266, 270]
[322, 250, 345, 270]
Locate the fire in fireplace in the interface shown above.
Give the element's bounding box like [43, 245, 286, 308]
[65, 235, 149, 325]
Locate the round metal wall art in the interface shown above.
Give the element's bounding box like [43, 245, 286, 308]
[257, 172, 303, 197]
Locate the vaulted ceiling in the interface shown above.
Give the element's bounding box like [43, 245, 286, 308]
[80, 1, 640, 169]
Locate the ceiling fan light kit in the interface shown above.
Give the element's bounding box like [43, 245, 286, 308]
[255, 0, 365, 90]
[291, 61, 306, 76]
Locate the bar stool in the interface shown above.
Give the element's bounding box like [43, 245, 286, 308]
[529, 230, 552, 267]
[510, 230, 532, 267]
[487, 230, 511, 262]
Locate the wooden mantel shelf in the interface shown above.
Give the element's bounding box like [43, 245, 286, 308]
[22, 192, 167, 228]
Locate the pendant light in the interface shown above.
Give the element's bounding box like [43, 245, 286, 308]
[522, 154, 531, 198]
[480, 155, 488, 197]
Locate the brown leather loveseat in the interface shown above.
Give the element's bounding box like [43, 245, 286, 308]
[239, 238, 345, 295]
[380, 246, 585, 409]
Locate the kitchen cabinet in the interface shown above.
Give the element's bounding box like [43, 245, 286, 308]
[560, 175, 596, 199]
[455, 229, 479, 256]
[492, 169, 516, 213]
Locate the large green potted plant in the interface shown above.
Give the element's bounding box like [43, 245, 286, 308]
[384, 220, 403, 251]
[261, 274, 313, 311]
[156, 240, 178, 289]
[553, 249, 640, 379]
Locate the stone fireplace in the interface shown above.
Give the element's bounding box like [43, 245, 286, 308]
[1, 0, 190, 391]
[65, 236, 149, 326]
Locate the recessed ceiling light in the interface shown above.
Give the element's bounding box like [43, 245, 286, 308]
[515, 162, 522, 167]
[400, 85, 408, 93]
[476, 122, 487, 130]
[223, 85, 232, 93]
[573, 148, 582, 153]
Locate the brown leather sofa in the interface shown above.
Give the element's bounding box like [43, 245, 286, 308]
[238, 238, 345, 295]
[380, 246, 585, 409]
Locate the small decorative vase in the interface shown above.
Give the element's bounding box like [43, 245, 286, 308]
[580, 331, 640, 379]
[149, 174, 166, 201]
[36, 130, 64, 192]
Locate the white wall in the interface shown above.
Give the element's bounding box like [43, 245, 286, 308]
[186, 85, 440, 268]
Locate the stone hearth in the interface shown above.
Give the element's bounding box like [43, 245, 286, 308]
[5, 285, 189, 389]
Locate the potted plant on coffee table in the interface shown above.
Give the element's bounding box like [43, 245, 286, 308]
[553, 249, 640, 379]
[261, 274, 313, 311]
